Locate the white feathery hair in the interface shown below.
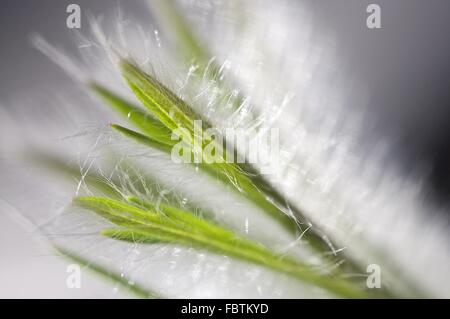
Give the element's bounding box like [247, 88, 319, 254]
[0, 0, 449, 297]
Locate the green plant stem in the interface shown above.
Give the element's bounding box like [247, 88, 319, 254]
[54, 245, 160, 298]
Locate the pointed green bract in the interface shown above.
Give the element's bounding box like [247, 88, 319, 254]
[149, 0, 213, 69]
[90, 82, 174, 146]
[102, 228, 178, 244]
[54, 245, 160, 298]
[74, 196, 370, 298]
[120, 60, 203, 135]
[111, 124, 173, 154]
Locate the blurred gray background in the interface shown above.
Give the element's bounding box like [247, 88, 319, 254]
[0, 0, 449, 297]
